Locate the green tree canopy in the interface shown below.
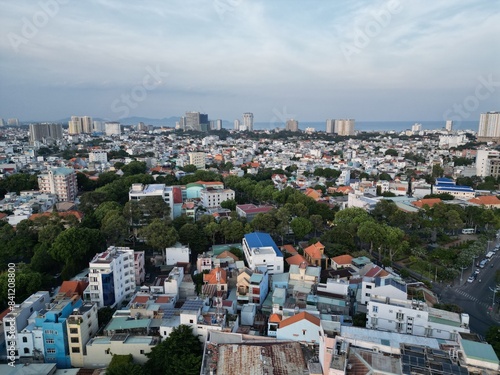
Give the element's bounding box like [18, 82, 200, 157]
[145, 325, 203, 375]
[139, 219, 179, 251]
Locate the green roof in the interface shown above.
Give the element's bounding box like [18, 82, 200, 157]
[428, 315, 461, 327]
[461, 339, 500, 364]
[106, 316, 151, 331]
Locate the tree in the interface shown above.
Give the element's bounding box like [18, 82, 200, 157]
[220, 199, 237, 211]
[357, 220, 385, 255]
[139, 219, 178, 251]
[204, 222, 220, 244]
[0, 265, 43, 310]
[179, 223, 208, 253]
[101, 211, 129, 244]
[384, 149, 398, 157]
[106, 354, 144, 375]
[49, 227, 105, 278]
[94, 201, 123, 224]
[290, 217, 313, 241]
[225, 220, 245, 243]
[182, 164, 198, 173]
[145, 325, 203, 375]
[432, 164, 444, 178]
[121, 161, 148, 175]
[309, 214, 323, 236]
[486, 326, 500, 358]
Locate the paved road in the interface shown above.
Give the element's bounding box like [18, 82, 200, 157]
[433, 250, 499, 338]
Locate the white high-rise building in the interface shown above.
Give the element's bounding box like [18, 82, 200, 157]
[326, 119, 334, 134]
[243, 113, 254, 131]
[286, 119, 299, 132]
[200, 188, 235, 208]
[478, 112, 500, 140]
[68, 116, 82, 135]
[234, 119, 240, 131]
[445, 120, 453, 132]
[411, 123, 422, 132]
[37, 167, 78, 202]
[81, 116, 93, 133]
[105, 121, 121, 136]
[86, 246, 136, 308]
[334, 119, 355, 136]
[476, 149, 500, 177]
[89, 150, 108, 163]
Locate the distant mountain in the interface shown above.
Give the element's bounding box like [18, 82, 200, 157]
[119, 116, 180, 127]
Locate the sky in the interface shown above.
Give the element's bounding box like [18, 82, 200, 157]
[0, 0, 499, 124]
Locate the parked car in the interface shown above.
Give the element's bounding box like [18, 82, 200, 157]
[467, 276, 475, 283]
[474, 269, 480, 275]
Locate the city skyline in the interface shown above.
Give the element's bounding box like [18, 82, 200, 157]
[0, 1, 498, 122]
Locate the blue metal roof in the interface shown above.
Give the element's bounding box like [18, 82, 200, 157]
[435, 185, 474, 192]
[436, 177, 455, 185]
[244, 232, 282, 257]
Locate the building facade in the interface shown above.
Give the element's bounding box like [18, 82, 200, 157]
[200, 188, 235, 208]
[334, 119, 355, 136]
[477, 112, 500, 140]
[242, 233, 284, 274]
[188, 152, 206, 169]
[66, 303, 99, 367]
[86, 247, 136, 308]
[286, 119, 299, 132]
[29, 123, 63, 144]
[37, 167, 78, 202]
[243, 112, 254, 131]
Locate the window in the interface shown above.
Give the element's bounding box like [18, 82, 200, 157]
[396, 312, 404, 320]
[140, 350, 145, 354]
[70, 328, 78, 334]
[46, 339, 55, 344]
[24, 348, 30, 354]
[190, 319, 194, 324]
[365, 293, 371, 297]
[22, 337, 28, 343]
[372, 306, 378, 313]
[47, 348, 56, 354]
[302, 329, 306, 335]
[71, 347, 80, 353]
[71, 337, 79, 343]
[366, 285, 372, 289]
[396, 322, 403, 331]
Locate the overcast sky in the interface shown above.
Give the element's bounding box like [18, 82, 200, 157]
[0, 0, 499, 123]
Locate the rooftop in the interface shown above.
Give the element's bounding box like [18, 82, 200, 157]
[244, 232, 282, 257]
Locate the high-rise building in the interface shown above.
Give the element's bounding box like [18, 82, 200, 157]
[243, 113, 254, 131]
[86, 246, 136, 308]
[209, 119, 222, 131]
[38, 167, 78, 202]
[0, 118, 5, 126]
[234, 119, 241, 131]
[81, 116, 93, 133]
[475, 149, 500, 177]
[286, 119, 299, 132]
[185, 111, 209, 131]
[445, 120, 453, 132]
[334, 119, 355, 136]
[477, 112, 500, 140]
[89, 150, 108, 163]
[29, 123, 63, 144]
[7, 118, 19, 126]
[68, 116, 82, 135]
[326, 119, 334, 134]
[411, 123, 422, 133]
[93, 121, 105, 133]
[105, 121, 121, 136]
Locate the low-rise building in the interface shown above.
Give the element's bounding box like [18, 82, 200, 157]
[366, 295, 470, 340]
[242, 232, 284, 275]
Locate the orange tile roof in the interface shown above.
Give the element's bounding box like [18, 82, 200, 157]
[281, 244, 298, 255]
[203, 267, 227, 284]
[132, 296, 149, 304]
[269, 313, 282, 323]
[155, 296, 171, 303]
[331, 254, 353, 265]
[468, 195, 500, 205]
[59, 280, 89, 297]
[216, 250, 239, 261]
[286, 254, 309, 266]
[412, 198, 442, 208]
[278, 311, 320, 329]
[29, 211, 84, 222]
[304, 188, 322, 200]
[304, 242, 324, 259]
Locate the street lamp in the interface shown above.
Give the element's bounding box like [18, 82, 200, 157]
[489, 286, 499, 309]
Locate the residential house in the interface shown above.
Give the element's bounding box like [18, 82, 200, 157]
[304, 241, 327, 268]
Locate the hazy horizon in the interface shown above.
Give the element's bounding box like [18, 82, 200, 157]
[1, 1, 498, 123]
